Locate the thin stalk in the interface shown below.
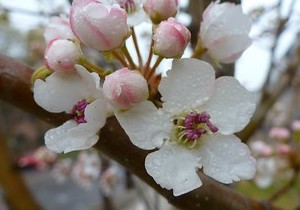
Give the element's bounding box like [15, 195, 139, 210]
[78, 57, 108, 78]
[112, 50, 128, 67]
[147, 56, 163, 80]
[121, 44, 136, 69]
[143, 38, 154, 76]
[131, 27, 143, 67]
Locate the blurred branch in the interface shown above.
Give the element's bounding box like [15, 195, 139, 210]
[0, 54, 282, 210]
[0, 129, 41, 210]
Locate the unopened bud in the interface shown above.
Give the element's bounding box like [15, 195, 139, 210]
[143, 0, 178, 24]
[103, 68, 149, 109]
[44, 39, 82, 73]
[70, 0, 130, 51]
[153, 18, 190, 58]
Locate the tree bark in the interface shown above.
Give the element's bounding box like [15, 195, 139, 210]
[0, 54, 281, 210]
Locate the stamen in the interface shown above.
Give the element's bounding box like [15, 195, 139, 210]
[72, 99, 89, 124]
[174, 111, 219, 146]
[116, 0, 136, 14]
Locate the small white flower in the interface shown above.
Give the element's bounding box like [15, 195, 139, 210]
[116, 58, 256, 196]
[33, 65, 108, 153]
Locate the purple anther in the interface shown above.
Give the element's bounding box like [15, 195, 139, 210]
[72, 99, 88, 124]
[182, 111, 218, 141]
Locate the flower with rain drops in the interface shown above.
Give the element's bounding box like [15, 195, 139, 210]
[33, 65, 108, 153]
[116, 58, 257, 196]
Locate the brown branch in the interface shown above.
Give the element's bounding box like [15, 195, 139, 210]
[0, 53, 281, 210]
[0, 129, 41, 210]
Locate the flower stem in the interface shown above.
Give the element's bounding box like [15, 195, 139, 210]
[147, 56, 163, 80]
[143, 38, 154, 76]
[131, 27, 143, 67]
[78, 57, 109, 78]
[121, 44, 136, 69]
[112, 50, 128, 67]
[191, 37, 207, 59]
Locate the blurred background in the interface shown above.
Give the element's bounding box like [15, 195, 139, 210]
[1, 0, 300, 209]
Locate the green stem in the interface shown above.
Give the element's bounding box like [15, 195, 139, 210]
[191, 37, 207, 59]
[78, 57, 108, 78]
[143, 38, 154, 76]
[112, 50, 128, 67]
[121, 44, 136, 69]
[147, 56, 163, 80]
[131, 27, 143, 67]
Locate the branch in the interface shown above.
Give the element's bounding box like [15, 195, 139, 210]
[0, 54, 281, 210]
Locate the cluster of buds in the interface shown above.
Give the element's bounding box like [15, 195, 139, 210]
[32, 0, 256, 196]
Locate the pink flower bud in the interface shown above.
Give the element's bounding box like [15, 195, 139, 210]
[277, 144, 290, 155]
[268, 127, 290, 140]
[153, 18, 190, 58]
[70, 0, 130, 51]
[199, 2, 252, 63]
[250, 140, 273, 157]
[44, 39, 82, 73]
[44, 17, 76, 44]
[103, 68, 149, 109]
[143, 0, 178, 24]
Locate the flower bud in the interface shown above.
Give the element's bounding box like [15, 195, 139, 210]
[44, 17, 76, 44]
[44, 39, 82, 73]
[199, 1, 252, 63]
[103, 68, 149, 109]
[268, 127, 290, 140]
[153, 18, 190, 58]
[143, 0, 178, 24]
[70, 0, 130, 51]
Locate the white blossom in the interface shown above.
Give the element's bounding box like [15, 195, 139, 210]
[33, 65, 108, 153]
[116, 58, 256, 196]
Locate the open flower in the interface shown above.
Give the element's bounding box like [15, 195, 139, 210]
[116, 58, 256, 196]
[33, 65, 108, 153]
[199, 1, 252, 63]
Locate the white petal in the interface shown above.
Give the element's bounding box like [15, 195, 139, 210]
[159, 58, 215, 114]
[33, 72, 88, 113]
[115, 101, 172, 149]
[145, 143, 202, 196]
[33, 66, 102, 113]
[202, 77, 256, 134]
[198, 134, 256, 184]
[45, 120, 99, 153]
[45, 98, 107, 153]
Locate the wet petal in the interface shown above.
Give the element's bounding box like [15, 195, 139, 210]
[202, 77, 256, 134]
[115, 101, 172, 150]
[45, 120, 99, 153]
[198, 134, 256, 184]
[159, 58, 215, 114]
[145, 142, 202, 196]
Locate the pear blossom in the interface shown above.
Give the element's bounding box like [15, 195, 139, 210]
[44, 17, 76, 44]
[70, 0, 130, 51]
[116, 58, 256, 196]
[199, 1, 252, 63]
[103, 67, 149, 110]
[33, 65, 108, 153]
[44, 39, 82, 73]
[143, 0, 178, 24]
[153, 18, 191, 58]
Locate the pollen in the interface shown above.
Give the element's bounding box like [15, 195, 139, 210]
[72, 99, 89, 124]
[174, 111, 219, 148]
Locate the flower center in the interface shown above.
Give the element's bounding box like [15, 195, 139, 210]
[173, 111, 218, 148]
[116, 0, 136, 14]
[72, 99, 89, 124]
